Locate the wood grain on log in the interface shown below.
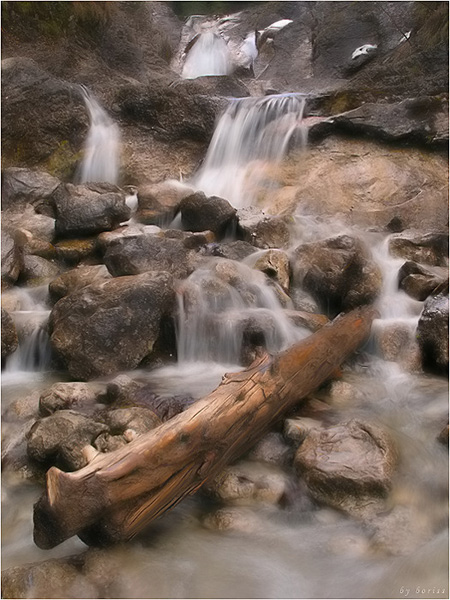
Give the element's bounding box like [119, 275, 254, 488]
[34, 306, 377, 548]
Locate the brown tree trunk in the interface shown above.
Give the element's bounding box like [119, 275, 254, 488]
[34, 306, 377, 549]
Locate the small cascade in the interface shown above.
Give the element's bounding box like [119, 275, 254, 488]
[182, 31, 231, 79]
[371, 236, 423, 323]
[193, 94, 307, 207]
[77, 86, 120, 185]
[4, 287, 53, 379]
[176, 258, 307, 365]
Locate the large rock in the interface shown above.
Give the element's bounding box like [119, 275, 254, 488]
[52, 183, 130, 238]
[39, 382, 107, 416]
[295, 420, 397, 512]
[201, 240, 257, 262]
[416, 291, 449, 376]
[49, 264, 111, 303]
[21, 255, 61, 286]
[136, 179, 195, 225]
[1, 231, 23, 288]
[252, 249, 291, 292]
[1, 308, 18, 359]
[49, 272, 175, 380]
[2, 205, 56, 240]
[103, 233, 197, 279]
[1, 58, 87, 175]
[398, 261, 447, 301]
[105, 407, 161, 436]
[180, 192, 236, 236]
[1, 167, 60, 212]
[27, 410, 108, 470]
[237, 207, 292, 249]
[389, 231, 449, 267]
[291, 235, 382, 316]
[14, 228, 56, 260]
[54, 237, 99, 266]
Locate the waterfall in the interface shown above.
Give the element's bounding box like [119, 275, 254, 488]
[182, 32, 231, 79]
[176, 258, 307, 365]
[77, 86, 120, 185]
[192, 94, 307, 207]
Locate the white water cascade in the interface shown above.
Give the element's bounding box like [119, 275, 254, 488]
[77, 86, 120, 185]
[4, 286, 53, 382]
[182, 31, 231, 79]
[176, 258, 308, 365]
[193, 94, 307, 207]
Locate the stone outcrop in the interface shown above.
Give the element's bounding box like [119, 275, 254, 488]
[49, 272, 175, 380]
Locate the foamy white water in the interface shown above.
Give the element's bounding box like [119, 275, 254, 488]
[182, 32, 231, 79]
[193, 94, 307, 207]
[78, 86, 120, 184]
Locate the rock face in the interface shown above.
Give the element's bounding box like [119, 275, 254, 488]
[103, 233, 196, 279]
[291, 235, 382, 316]
[49, 272, 175, 380]
[416, 291, 449, 375]
[295, 420, 397, 512]
[1, 58, 87, 174]
[52, 183, 130, 238]
[27, 410, 108, 470]
[1, 308, 18, 359]
[180, 192, 236, 236]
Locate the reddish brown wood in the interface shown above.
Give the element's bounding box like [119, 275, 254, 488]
[34, 306, 377, 548]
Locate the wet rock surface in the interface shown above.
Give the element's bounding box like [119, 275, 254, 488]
[295, 420, 397, 512]
[180, 192, 236, 236]
[1, 308, 19, 359]
[49, 264, 111, 302]
[39, 382, 107, 416]
[237, 207, 292, 249]
[416, 291, 449, 375]
[49, 272, 175, 380]
[389, 232, 449, 267]
[136, 180, 195, 225]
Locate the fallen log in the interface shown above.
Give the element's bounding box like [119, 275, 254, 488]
[34, 306, 377, 548]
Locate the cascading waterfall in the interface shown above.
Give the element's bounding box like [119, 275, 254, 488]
[77, 86, 120, 185]
[176, 258, 308, 365]
[192, 94, 307, 207]
[182, 31, 231, 79]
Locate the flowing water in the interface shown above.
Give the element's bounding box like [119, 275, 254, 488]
[2, 84, 448, 598]
[77, 86, 120, 185]
[182, 31, 231, 79]
[193, 93, 307, 207]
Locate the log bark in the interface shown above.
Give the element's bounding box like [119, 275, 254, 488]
[34, 306, 377, 548]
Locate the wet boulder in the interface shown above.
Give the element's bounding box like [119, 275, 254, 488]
[247, 432, 291, 467]
[252, 249, 291, 292]
[136, 179, 195, 225]
[202, 506, 262, 533]
[103, 233, 197, 279]
[294, 420, 397, 512]
[179, 192, 236, 237]
[26, 410, 108, 471]
[2, 206, 56, 241]
[161, 228, 215, 250]
[206, 460, 290, 506]
[49, 264, 111, 303]
[202, 240, 257, 262]
[1, 308, 18, 359]
[291, 235, 382, 317]
[39, 382, 108, 416]
[389, 231, 448, 267]
[373, 321, 421, 372]
[52, 183, 130, 238]
[96, 223, 161, 252]
[14, 228, 56, 260]
[106, 407, 162, 436]
[55, 237, 99, 265]
[2, 167, 60, 213]
[398, 261, 447, 301]
[416, 291, 449, 376]
[1, 230, 23, 288]
[49, 272, 175, 380]
[21, 255, 61, 286]
[237, 207, 292, 249]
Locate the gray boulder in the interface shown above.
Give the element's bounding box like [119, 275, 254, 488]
[398, 261, 447, 301]
[52, 183, 130, 238]
[1, 231, 23, 288]
[49, 272, 175, 380]
[389, 231, 448, 267]
[103, 233, 197, 279]
[136, 180, 195, 225]
[416, 291, 449, 375]
[21, 255, 61, 286]
[26, 410, 108, 470]
[180, 192, 236, 237]
[291, 235, 382, 316]
[2, 167, 60, 212]
[39, 382, 107, 416]
[252, 249, 291, 292]
[1, 308, 18, 359]
[202, 240, 257, 262]
[49, 264, 111, 303]
[237, 207, 292, 249]
[106, 407, 161, 436]
[295, 420, 397, 512]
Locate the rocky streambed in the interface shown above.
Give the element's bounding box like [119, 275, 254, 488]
[1, 1, 449, 599]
